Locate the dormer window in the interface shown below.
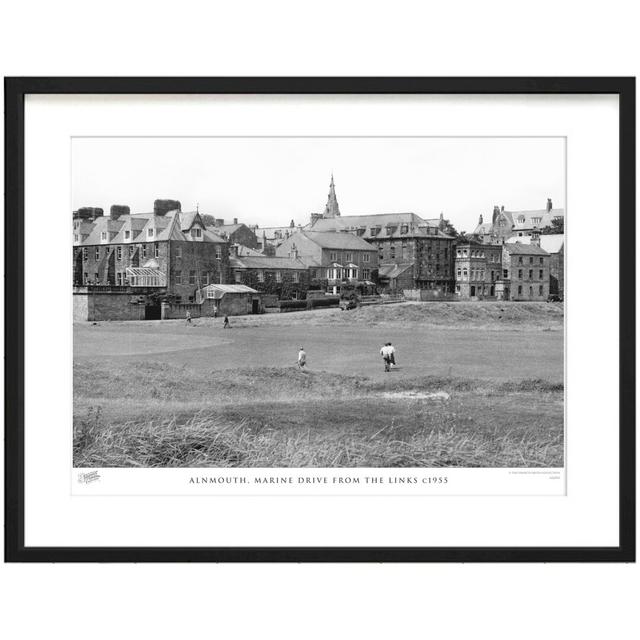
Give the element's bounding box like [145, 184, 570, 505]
[518, 215, 525, 224]
[191, 227, 202, 238]
[532, 217, 542, 225]
[401, 224, 409, 234]
[74, 234, 79, 243]
[124, 230, 131, 240]
[100, 232, 107, 241]
[147, 228, 154, 238]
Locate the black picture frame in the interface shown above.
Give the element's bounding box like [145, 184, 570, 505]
[4, 77, 635, 563]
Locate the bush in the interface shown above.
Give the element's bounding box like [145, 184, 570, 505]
[307, 296, 339, 309]
[279, 299, 308, 311]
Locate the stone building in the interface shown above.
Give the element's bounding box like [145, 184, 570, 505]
[275, 230, 378, 295]
[473, 198, 565, 243]
[229, 251, 310, 300]
[505, 234, 564, 299]
[454, 241, 503, 299]
[72, 201, 230, 303]
[499, 242, 550, 301]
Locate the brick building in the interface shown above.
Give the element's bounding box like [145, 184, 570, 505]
[72, 202, 230, 302]
[309, 176, 456, 293]
[206, 218, 259, 250]
[275, 230, 378, 295]
[454, 241, 503, 299]
[499, 242, 550, 301]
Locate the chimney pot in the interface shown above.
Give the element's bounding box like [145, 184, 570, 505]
[546, 198, 553, 212]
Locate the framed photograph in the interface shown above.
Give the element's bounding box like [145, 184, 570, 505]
[4, 77, 635, 562]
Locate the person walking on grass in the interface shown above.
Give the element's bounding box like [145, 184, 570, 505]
[223, 315, 230, 329]
[380, 342, 391, 372]
[298, 347, 307, 370]
[186, 310, 192, 325]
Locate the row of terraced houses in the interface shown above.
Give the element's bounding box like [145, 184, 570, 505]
[72, 177, 564, 320]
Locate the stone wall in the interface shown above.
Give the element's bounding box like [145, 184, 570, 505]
[73, 289, 148, 321]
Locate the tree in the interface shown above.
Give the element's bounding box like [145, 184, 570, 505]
[541, 218, 564, 234]
[200, 214, 216, 227]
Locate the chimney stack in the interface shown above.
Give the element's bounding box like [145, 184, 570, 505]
[530, 230, 541, 247]
[74, 206, 103, 221]
[290, 244, 299, 260]
[546, 198, 553, 212]
[110, 204, 130, 220]
[478, 214, 483, 225]
[492, 205, 500, 223]
[153, 199, 181, 216]
[233, 217, 238, 225]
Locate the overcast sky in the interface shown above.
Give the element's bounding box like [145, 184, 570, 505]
[72, 137, 565, 233]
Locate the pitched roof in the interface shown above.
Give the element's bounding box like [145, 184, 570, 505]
[503, 242, 550, 256]
[311, 213, 452, 239]
[230, 256, 307, 270]
[506, 234, 564, 253]
[199, 284, 258, 299]
[298, 230, 376, 250]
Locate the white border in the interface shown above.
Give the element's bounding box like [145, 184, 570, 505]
[24, 94, 619, 547]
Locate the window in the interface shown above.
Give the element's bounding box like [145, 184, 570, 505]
[518, 285, 522, 295]
[362, 268, 370, 280]
[518, 257, 523, 264]
[457, 268, 461, 278]
[101, 231, 107, 241]
[529, 286, 533, 297]
[444, 247, 448, 260]
[539, 285, 543, 296]
[257, 271, 264, 283]
[539, 269, 543, 279]
[518, 269, 523, 279]
[189, 270, 196, 285]
[345, 252, 352, 262]
[142, 245, 147, 259]
[491, 270, 495, 281]
[154, 244, 159, 258]
[390, 245, 395, 259]
[175, 271, 182, 285]
[215, 247, 221, 260]
[116, 272, 123, 286]
[363, 253, 370, 263]
[462, 249, 468, 257]
[234, 271, 242, 283]
[503, 269, 509, 278]
[147, 228, 154, 238]
[456, 285, 460, 292]
[83, 248, 88, 261]
[293, 271, 300, 283]
[124, 230, 131, 240]
[528, 269, 533, 279]
[83, 272, 89, 284]
[74, 234, 79, 243]
[95, 247, 100, 260]
[529, 257, 533, 264]
[532, 217, 542, 225]
[330, 251, 337, 261]
[275, 271, 282, 283]
[116, 246, 122, 261]
[176, 246, 182, 258]
[94, 273, 99, 283]
[539, 257, 544, 264]
[401, 224, 408, 234]
[129, 245, 135, 257]
[463, 269, 468, 280]
[191, 227, 202, 238]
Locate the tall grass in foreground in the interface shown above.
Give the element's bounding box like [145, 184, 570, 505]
[74, 404, 563, 468]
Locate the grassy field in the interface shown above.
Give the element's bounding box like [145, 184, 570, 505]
[74, 302, 564, 468]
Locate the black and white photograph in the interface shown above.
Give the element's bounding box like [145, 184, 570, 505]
[72, 136, 565, 471]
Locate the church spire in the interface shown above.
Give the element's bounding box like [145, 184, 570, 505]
[323, 173, 341, 218]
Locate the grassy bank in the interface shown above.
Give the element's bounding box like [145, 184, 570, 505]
[74, 361, 564, 468]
